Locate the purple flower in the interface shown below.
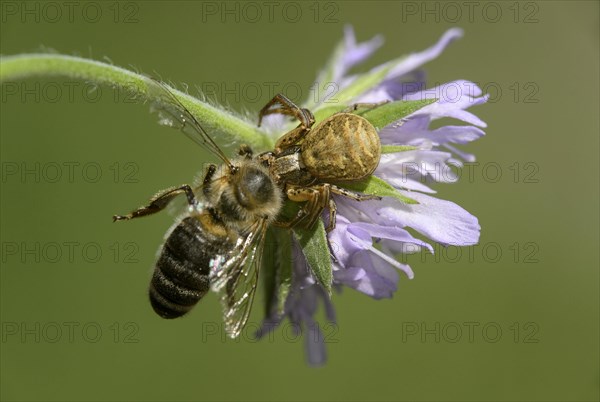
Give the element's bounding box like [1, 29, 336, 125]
[259, 27, 488, 365]
[256, 238, 335, 366]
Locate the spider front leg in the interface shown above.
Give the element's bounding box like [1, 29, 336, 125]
[275, 183, 337, 232]
[275, 182, 383, 232]
[330, 184, 382, 202]
[341, 100, 390, 113]
[257, 93, 315, 153]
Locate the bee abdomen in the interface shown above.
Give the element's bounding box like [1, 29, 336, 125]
[149, 250, 207, 318]
[149, 216, 229, 319]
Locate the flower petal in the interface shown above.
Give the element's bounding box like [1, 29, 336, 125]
[382, 122, 485, 147]
[350, 222, 434, 254]
[404, 81, 489, 127]
[375, 150, 460, 186]
[336, 250, 399, 299]
[337, 193, 480, 247]
[329, 218, 420, 297]
[341, 25, 384, 74]
[385, 28, 464, 81]
[304, 319, 327, 366]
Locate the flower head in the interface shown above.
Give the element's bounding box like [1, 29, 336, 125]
[258, 27, 488, 365]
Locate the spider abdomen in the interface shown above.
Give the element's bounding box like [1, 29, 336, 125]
[301, 113, 381, 181]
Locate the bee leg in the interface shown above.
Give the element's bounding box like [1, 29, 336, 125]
[330, 184, 383, 202]
[238, 144, 253, 159]
[112, 184, 197, 222]
[202, 164, 217, 198]
[257, 94, 315, 152]
[341, 100, 390, 114]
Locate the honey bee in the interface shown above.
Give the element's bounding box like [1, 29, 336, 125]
[113, 80, 282, 338]
[113, 81, 386, 338]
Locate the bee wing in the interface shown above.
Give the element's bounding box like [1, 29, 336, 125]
[210, 219, 268, 338]
[147, 79, 232, 166]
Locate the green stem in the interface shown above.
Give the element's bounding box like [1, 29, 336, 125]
[0, 53, 272, 149]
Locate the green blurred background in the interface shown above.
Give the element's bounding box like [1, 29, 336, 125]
[1, 1, 598, 401]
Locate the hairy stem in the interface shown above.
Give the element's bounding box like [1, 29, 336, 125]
[0, 53, 271, 149]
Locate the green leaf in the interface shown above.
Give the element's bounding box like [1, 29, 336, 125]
[274, 228, 292, 316]
[278, 199, 301, 221]
[276, 201, 332, 295]
[262, 228, 277, 317]
[262, 227, 292, 317]
[359, 98, 437, 130]
[313, 99, 436, 132]
[327, 53, 425, 107]
[337, 175, 419, 205]
[294, 221, 332, 296]
[312, 99, 437, 138]
[381, 145, 419, 154]
[333, 64, 393, 105]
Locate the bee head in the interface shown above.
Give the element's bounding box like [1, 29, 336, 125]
[233, 164, 278, 210]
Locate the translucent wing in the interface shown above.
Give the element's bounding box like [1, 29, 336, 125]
[210, 219, 268, 338]
[146, 79, 232, 166]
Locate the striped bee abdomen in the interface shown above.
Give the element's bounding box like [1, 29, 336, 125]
[149, 216, 231, 319]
